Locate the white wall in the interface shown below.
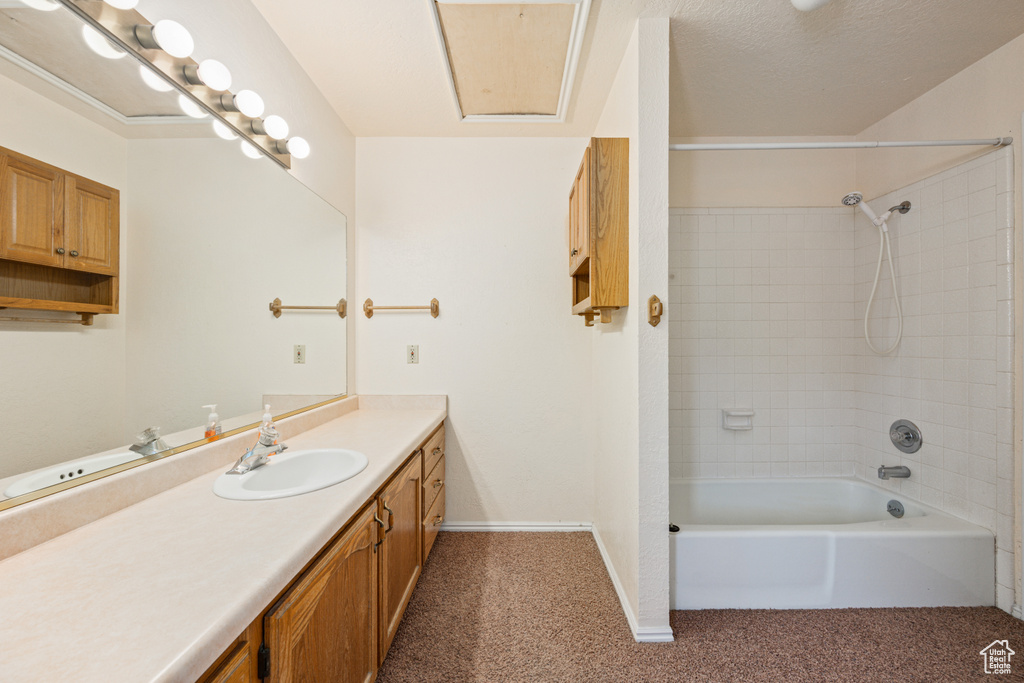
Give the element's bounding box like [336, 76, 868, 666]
[669, 139, 856, 208]
[590, 17, 672, 640]
[590, 22, 641, 629]
[354, 137, 594, 525]
[125, 138, 347, 440]
[0, 71, 127, 479]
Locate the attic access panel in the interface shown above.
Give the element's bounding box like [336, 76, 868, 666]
[430, 0, 590, 122]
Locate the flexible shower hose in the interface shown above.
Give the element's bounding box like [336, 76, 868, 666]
[863, 222, 902, 355]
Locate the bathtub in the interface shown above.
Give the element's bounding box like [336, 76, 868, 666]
[669, 478, 994, 610]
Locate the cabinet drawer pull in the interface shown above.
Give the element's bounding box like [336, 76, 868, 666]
[432, 447, 442, 456]
[382, 501, 394, 533]
[432, 514, 444, 526]
[56, 247, 65, 255]
[69, 250, 79, 257]
[432, 479, 443, 489]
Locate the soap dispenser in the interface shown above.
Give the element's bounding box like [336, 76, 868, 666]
[257, 404, 279, 446]
[203, 404, 222, 439]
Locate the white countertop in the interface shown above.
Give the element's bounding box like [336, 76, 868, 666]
[0, 404, 445, 682]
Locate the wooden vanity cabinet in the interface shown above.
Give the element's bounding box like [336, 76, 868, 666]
[378, 452, 423, 663]
[264, 503, 379, 683]
[421, 425, 446, 564]
[199, 622, 261, 683]
[199, 424, 446, 683]
[567, 137, 628, 327]
[0, 145, 119, 317]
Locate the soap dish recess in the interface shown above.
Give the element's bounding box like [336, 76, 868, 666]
[721, 409, 754, 431]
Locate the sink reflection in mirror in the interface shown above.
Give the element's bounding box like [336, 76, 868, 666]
[213, 449, 369, 501]
[3, 450, 139, 499]
[0, 4, 347, 510]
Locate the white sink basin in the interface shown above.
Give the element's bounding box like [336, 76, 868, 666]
[213, 448, 369, 501]
[4, 451, 140, 499]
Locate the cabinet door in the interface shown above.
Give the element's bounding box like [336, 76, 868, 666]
[64, 174, 118, 275]
[379, 452, 423, 663]
[264, 504, 379, 683]
[0, 150, 63, 267]
[576, 145, 591, 265]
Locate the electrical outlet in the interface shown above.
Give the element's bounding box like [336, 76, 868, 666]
[407, 345, 419, 364]
[294, 344, 305, 364]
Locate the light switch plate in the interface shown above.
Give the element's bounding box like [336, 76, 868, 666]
[294, 344, 305, 364]
[407, 345, 419, 364]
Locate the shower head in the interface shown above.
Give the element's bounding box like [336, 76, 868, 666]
[842, 191, 882, 225]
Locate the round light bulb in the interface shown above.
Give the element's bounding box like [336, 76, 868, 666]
[103, 0, 139, 9]
[139, 64, 173, 92]
[17, 0, 60, 11]
[212, 121, 238, 140]
[177, 94, 207, 119]
[233, 89, 264, 118]
[241, 141, 263, 160]
[196, 59, 231, 91]
[82, 25, 126, 60]
[149, 20, 193, 58]
[261, 115, 289, 140]
[286, 137, 310, 159]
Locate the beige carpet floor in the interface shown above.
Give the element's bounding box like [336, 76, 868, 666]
[377, 532, 1024, 682]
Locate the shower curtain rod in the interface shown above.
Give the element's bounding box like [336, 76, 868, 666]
[669, 137, 1012, 151]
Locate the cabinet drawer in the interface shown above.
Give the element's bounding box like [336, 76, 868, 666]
[423, 424, 445, 475]
[422, 485, 445, 564]
[422, 454, 445, 515]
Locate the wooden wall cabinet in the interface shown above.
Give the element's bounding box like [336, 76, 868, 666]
[0, 146, 119, 321]
[199, 424, 446, 683]
[568, 137, 628, 327]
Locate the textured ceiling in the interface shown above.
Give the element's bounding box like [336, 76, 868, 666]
[669, 0, 1024, 137]
[251, 0, 1024, 138]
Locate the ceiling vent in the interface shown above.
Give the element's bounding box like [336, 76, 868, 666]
[428, 0, 590, 123]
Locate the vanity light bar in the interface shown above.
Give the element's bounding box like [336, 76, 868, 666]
[54, 0, 311, 166]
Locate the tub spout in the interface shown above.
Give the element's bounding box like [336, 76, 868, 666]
[878, 465, 911, 480]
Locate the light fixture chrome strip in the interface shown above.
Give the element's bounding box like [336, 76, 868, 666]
[429, 0, 591, 124]
[669, 138, 1013, 151]
[54, 0, 292, 168]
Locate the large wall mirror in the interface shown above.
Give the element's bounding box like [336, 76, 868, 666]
[0, 2, 348, 509]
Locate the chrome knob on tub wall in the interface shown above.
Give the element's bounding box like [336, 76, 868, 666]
[889, 419, 922, 453]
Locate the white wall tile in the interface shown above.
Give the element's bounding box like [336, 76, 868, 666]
[668, 148, 1014, 580]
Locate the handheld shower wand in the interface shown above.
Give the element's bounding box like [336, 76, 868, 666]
[842, 192, 911, 355]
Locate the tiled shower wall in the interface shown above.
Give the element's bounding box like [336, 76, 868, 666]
[668, 146, 1015, 609]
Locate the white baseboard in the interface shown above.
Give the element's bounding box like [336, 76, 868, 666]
[440, 521, 593, 532]
[1013, 604, 1022, 620]
[591, 526, 673, 642]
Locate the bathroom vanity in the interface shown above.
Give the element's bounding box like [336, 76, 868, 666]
[0, 396, 446, 682]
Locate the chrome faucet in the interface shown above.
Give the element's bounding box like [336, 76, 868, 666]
[878, 465, 911, 480]
[226, 424, 287, 475]
[129, 427, 169, 456]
